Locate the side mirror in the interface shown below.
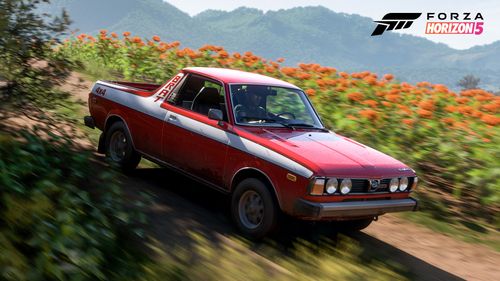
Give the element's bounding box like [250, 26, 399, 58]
[208, 108, 224, 121]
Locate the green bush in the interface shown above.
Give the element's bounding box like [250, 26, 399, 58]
[0, 129, 148, 280]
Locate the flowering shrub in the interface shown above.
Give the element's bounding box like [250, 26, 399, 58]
[59, 32, 500, 223]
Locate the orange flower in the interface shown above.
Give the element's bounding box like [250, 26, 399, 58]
[171, 41, 180, 47]
[265, 66, 276, 73]
[481, 103, 499, 113]
[99, 29, 107, 35]
[359, 109, 378, 120]
[159, 53, 167, 60]
[417, 109, 433, 118]
[457, 106, 474, 115]
[471, 111, 483, 118]
[305, 89, 316, 96]
[385, 94, 401, 103]
[339, 72, 349, 79]
[445, 105, 457, 113]
[336, 86, 347, 92]
[381, 101, 391, 107]
[276, 57, 285, 63]
[299, 63, 310, 71]
[476, 95, 494, 102]
[362, 100, 378, 108]
[218, 50, 229, 58]
[384, 74, 394, 81]
[232, 52, 241, 59]
[131, 36, 142, 44]
[455, 97, 470, 104]
[111, 32, 118, 38]
[347, 92, 364, 102]
[480, 114, 500, 126]
[433, 84, 449, 93]
[416, 81, 431, 88]
[176, 50, 186, 57]
[442, 117, 455, 124]
[347, 115, 358, 120]
[419, 100, 435, 111]
[397, 105, 412, 115]
[123, 31, 131, 37]
[298, 73, 312, 80]
[363, 76, 377, 85]
[281, 67, 296, 76]
[316, 79, 326, 87]
[402, 119, 415, 126]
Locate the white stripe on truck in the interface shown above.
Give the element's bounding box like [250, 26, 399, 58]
[92, 77, 313, 178]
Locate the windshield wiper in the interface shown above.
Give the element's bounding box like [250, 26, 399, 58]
[278, 122, 329, 132]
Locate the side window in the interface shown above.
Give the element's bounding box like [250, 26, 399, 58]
[168, 74, 227, 120]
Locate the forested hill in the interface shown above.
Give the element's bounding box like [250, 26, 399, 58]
[41, 0, 500, 90]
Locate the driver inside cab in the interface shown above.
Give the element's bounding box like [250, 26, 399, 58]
[234, 85, 268, 122]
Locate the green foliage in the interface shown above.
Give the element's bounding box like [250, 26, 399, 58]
[0, 0, 71, 109]
[0, 129, 149, 280]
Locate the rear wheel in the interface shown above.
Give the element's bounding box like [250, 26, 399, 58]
[231, 178, 278, 239]
[105, 121, 141, 172]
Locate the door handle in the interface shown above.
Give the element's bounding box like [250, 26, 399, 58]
[168, 115, 178, 122]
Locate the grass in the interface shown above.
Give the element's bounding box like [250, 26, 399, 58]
[142, 232, 412, 281]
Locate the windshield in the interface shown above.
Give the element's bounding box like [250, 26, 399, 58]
[230, 84, 324, 128]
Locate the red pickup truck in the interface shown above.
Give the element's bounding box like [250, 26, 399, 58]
[84, 67, 417, 238]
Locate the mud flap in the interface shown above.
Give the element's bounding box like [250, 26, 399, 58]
[97, 133, 105, 154]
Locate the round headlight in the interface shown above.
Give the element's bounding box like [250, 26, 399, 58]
[340, 179, 352, 195]
[399, 177, 409, 191]
[389, 178, 399, 192]
[325, 178, 338, 194]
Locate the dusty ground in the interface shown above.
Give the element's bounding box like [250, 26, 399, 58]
[5, 71, 500, 281]
[366, 215, 500, 281]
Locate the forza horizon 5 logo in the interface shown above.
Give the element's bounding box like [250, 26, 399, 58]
[371, 12, 484, 36]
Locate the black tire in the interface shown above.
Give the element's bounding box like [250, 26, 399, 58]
[104, 121, 141, 172]
[231, 178, 278, 239]
[338, 217, 374, 232]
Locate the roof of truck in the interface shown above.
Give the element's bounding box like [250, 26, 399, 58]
[182, 67, 300, 89]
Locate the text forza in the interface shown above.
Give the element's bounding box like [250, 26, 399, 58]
[426, 13, 484, 35]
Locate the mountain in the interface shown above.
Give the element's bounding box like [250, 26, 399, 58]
[40, 0, 500, 91]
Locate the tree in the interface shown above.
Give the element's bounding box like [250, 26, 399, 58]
[457, 74, 480, 90]
[0, 0, 71, 110]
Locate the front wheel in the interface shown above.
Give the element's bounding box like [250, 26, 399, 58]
[231, 178, 278, 239]
[105, 121, 141, 172]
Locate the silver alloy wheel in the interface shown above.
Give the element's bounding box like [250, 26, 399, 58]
[109, 131, 127, 162]
[238, 190, 265, 229]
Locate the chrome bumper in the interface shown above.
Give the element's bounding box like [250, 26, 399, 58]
[294, 198, 418, 219]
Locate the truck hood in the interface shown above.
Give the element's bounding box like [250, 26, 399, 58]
[238, 127, 413, 178]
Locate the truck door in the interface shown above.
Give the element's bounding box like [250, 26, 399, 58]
[160, 74, 229, 188]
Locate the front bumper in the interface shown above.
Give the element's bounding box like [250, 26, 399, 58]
[294, 198, 418, 219]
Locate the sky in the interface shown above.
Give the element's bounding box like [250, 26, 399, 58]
[164, 0, 500, 50]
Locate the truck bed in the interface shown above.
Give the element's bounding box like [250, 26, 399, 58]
[98, 80, 163, 97]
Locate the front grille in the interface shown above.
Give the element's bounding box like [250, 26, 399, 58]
[351, 179, 368, 193]
[334, 177, 414, 194]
